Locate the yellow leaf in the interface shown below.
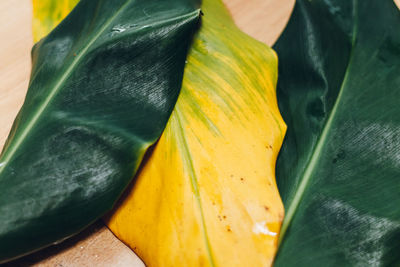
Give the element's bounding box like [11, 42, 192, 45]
[106, 0, 286, 266]
[32, 0, 79, 42]
[32, 0, 286, 264]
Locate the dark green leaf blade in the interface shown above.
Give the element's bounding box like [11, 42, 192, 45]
[274, 0, 400, 266]
[0, 0, 199, 262]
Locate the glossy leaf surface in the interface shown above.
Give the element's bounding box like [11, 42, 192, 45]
[106, 0, 286, 266]
[0, 0, 200, 262]
[274, 0, 400, 265]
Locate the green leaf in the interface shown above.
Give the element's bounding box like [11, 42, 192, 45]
[0, 0, 199, 262]
[273, 0, 400, 265]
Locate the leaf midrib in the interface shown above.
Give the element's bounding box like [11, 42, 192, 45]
[0, 0, 133, 175]
[175, 107, 216, 267]
[277, 0, 359, 246]
[0, 1, 200, 176]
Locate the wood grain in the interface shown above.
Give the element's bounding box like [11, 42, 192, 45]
[1, 0, 399, 266]
[224, 0, 295, 45]
[0, 0, 32, 149]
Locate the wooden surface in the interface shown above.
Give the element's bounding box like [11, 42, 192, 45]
[3, 222, 145, 267]
[1, 0, 399, 266]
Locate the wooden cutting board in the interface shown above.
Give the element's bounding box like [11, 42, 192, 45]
[1, 0, 398, 266]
